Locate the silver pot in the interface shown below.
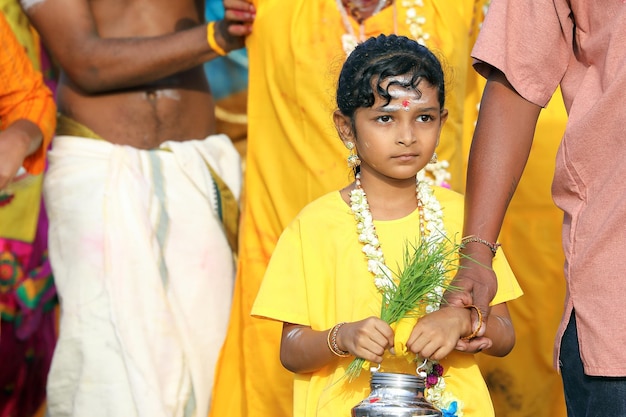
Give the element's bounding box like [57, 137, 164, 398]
[351, 372, 442, 417]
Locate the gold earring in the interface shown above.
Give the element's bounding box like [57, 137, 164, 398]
[345, 142, 360, 168]
[429, 152, 438, 164]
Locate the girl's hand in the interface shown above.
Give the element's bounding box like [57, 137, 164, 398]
[405, 307, 471, 361]
[337, 317, 394, 364]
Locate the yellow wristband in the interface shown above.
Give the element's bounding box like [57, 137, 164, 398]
[207, 21, 227, 56]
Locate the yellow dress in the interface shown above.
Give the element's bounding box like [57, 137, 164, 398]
[209, 2, 490, 416]
[251, 187, 522, 417]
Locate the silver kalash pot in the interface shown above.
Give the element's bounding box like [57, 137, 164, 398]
[351, 372, 442, 417]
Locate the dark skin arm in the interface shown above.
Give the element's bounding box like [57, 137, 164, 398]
[23, 0, 251, 94]
[444, 68, 541, 348]
[0, 120, 43, 190]
[280, 302, 514, 374]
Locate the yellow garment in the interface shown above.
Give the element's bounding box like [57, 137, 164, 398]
[251, 187, 522, 417]
[0, 0, 40, 69]
[0, 174, 42, 241]
[209, 2, 489, 416]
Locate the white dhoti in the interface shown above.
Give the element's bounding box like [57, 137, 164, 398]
[43, 134, 241, 417]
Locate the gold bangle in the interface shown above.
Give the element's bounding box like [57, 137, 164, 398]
[461, 236, 501, 255]
[461, 304, 484, 341]
[327, 322, 350, 357]
[207, 21, 227, 56]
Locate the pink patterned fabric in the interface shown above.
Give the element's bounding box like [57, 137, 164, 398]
[0, 198, 56, 417]
[0, 29, 58, 417]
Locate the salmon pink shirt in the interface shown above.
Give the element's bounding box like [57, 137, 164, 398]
[472, 0, 626, 377]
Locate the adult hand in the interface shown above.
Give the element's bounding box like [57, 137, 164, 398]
[443, 250, 498, 339]
[214, 0, 254, 53]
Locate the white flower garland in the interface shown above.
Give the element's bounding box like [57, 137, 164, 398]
[349, 170, 463, 417]
[336, 0, 429, 57]
[350, 171, 446, 308]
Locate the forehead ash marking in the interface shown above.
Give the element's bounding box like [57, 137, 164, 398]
[379, 88, 421, 111]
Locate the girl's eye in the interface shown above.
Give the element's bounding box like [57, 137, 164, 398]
[378, 115, 392, 123]
[418, 115, 433, 122]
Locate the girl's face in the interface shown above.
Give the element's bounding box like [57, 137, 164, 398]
[337, 75, 447, 184]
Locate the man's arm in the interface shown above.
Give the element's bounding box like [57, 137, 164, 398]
[21, 0, 249, 94]
[446, 68, 541, 338]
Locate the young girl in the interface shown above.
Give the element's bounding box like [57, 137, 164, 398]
[251, 34, 521, 417]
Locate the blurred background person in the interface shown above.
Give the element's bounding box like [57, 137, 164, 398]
[0, 4, 57, 417]
[18, 1, 245, 415]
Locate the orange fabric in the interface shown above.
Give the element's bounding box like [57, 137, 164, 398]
[0, 12, 55, 175]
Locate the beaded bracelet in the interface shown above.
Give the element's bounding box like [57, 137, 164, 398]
[327, 322, 350, 357]
[207, 21, 227, 56]
[461, 304, 484, 341]
[461, 236, 501, 255]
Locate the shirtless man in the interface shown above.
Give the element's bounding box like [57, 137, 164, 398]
[25, 0, 247, 148]
[20, 1, 251, 416]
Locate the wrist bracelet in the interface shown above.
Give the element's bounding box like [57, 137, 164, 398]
[461, 236, 501, 255]
[461, 304, 484, 341]
[207, 21, 227, 56]
[327, 322, 350, 357]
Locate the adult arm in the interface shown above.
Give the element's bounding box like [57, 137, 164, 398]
[22, 0, 251, 94]
[445, 68, 541, 337]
